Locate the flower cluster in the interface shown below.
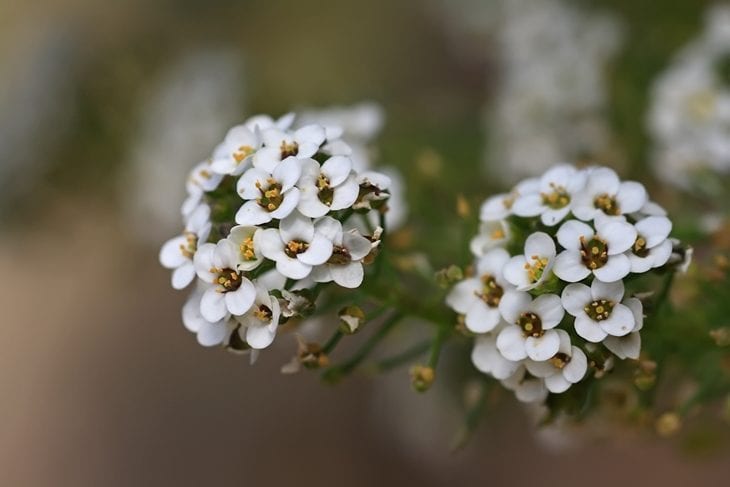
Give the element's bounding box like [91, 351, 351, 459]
[649, 4, 730, 190]
[160, 112, 390, 355]
[447, 164, 683, 403]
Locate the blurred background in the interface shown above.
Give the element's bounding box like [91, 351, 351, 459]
[2, 0, 730, 485]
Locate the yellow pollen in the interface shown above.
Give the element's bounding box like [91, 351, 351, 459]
[200, 169, 212, 180]
[491, 228, 505, 239]
[591, 246, 600, 255]
[233, 145, 254, 163]
[240, 237, 256, 260]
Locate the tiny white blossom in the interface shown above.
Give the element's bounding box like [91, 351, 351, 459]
[236, 283, 282, 349]
[235, 156, 301, 225]
[182, 286, 236, 346]
[628, 216, 673, 273]
[193, 240, 257, 322]
[210, 124, 260, 176]
[561, 279, 635, 342]
[353, 170, 391, 211]
[501, 365, 549, 403]
[471, 326, 521, 380]
[554, 218, 636, 282]
[253, 124, 326, 173]
[524, 329, 587, 393]
[496, 292, 565, 361]
[254, 211, 334, 280]
[159, 204, 212, 289]
[571, 167, 648, 221]
[298, 156, 359, 217]
[310, 217, 373, 289]
[470, 220, 511, 257]
[503, 232, 556, 290]
[446, 248, 513, 333]
[603, 297, 644, 360]
[512, 164, 587, 226]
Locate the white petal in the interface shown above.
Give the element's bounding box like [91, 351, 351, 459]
[274, 157, 303, 191]
[514, 378, 548, 403]
[160, 236, 188, 269]
[591, 279, 624, 302]
[545, 374, 572, 394]
[480, 194, 511, 221]
[280, 211, 315, 243]
[193, 243, 217, 282]
[172, 263, 196, 290]
[586, 167, 620, 195]
[197, 320, 229, 347]
[252, 147, 281, 173]
[330, 262, 364, 288]
[472, 336, 520, 379]
[298, 186, 330, 218]
[329, 175, 359, 210]
[553, 251, 591, 282]
[635, 216, 672, 248]
[446, 279, 480, 314]
[512, 194, 543, 217]
[295, 124, 326, 146]
[557, 220, 594, 251]
[525, 231, 556, 259]
[593, 254, 631, 282]
[503, 256, 530, 289]
[314, 217, 342, 242]
[238, 168, 270, 200]
[600, 303, 635, 337]
[476, 247, 511, 276]
[530, 294, 564, 329]
[297, 233, 333, 266]
[254, 229, 285, 260]
[321, 156, 352, 186]
[604, 333, 641, 360]
[246, 325, 277, 349]
[344, 232, 372, 261]
[574, 315, 608, 342]
[650, 240, 673, 269]
[498, 291, 532, 324]
[200, 287, 227, 322]
[561, 283, 591, 317]
[235, 201, 273, 226]
[270, 187, 301, 220]
[310, 264, 333, 283]
[525, 359, 556, 378]
[563, 347, 588, 383]
[182, 292, 205, 332]
[616, 181, 647, 214]
[225, 280, 256, 316]
[276, 257, 312, 279]
[599, 221, 637, 255]
[496, 326, 528, 361]
[541, 207, 571, 227]
[525, 330, 560, 361]
[465, 301, 502, 333]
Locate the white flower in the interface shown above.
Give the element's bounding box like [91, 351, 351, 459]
[512, 164, 587, 226]
[210, 124, 260, 176]
[571, 167, 647, 221]
[446, 248, 513, 333]
[254, 211, 334, 280]
[503, 232, 556, 290]
[561, 279, 635, 342]
[470, 220, 511, 257]
[604, 297, 644, 360]
[554, 218, 636, 282]
[235, 156, 301, 225]
[310, 217, 373, 288]
[236, 283, 282, 349]
[159, 204, 212, 289]
[182, 286, 236, 346]
[496, 292, 565, 361]
[471, 328, 521, 380]
[226, 225, 264, 271]
[297, 156, 359, 217]
[253, 124, 326, 173]
[243, 112, 295, 132]
[182, 160, 225, 217]
[353, 170, 391, 211]
[501, 366, 549, 403]
[524, 329, 587, 393]
[193, 240, 257, 322]
[479, 178, 539, 221]
[628, 216, 673, 273]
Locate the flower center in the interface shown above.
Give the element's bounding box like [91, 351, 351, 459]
[179, 232, 197, 259]
[579, 236, 609, 270]
[233, 145, 254, 164]
[477, 274, 504, 308]
[280, 140, 299, 158]
[518, 311, 543, 338]
[584, 299, 615, 321]
[211, 267, 243, 292]
[549, 352, 571, 369]
[491, 227, 505, 240]
[317, 173, 335, 206]
[285, 240, 309, 258]
[632, 236, 649, 257]
[253, 304, 273, 323]
[541, 183, 571, 209]
[594, 193, 620, 215]
[524, 255, 550, 283]
[256, 178, 284, 211]
[239, 236, 256, 261]
[327, 245, 351, 265]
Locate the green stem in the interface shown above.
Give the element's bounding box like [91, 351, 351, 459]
[322, 329, 344, 355]
[428, 325, 450, 369]
[451, 379, 490, 451]
[322, 310, 404, 383]
[654, 270, 676, 313]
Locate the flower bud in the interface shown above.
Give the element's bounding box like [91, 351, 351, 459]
[338, 305, 366, 334]
[410, 365, 435, 392]
[435, 265, 464, 288]
[656, 412, 681, 437]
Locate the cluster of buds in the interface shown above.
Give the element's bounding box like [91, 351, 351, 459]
[447, 165, 689, 403]
[160, 112, 391, 358]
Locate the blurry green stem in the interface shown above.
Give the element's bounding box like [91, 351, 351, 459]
[428, 325, 450, 369]
[374, 339, 431, 372]
[654, 270, 676, 313]
[322, 329, 344, 355]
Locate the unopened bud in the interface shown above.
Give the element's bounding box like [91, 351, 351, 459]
[710, 327, 730, 347]
[298, 340, 329, 370]
[436, 265, 464, 288]
[456, 194, 470, 218]
[410, 365, 435, 392]
[338, 305, 366, 334]
[656, 412, 681, 437]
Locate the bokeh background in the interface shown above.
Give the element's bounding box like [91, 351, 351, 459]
[2, 0, 730, 485]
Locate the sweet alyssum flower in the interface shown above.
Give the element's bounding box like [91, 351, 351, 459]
[160, 111, 392, 357]
[446, 163, 689, 406]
